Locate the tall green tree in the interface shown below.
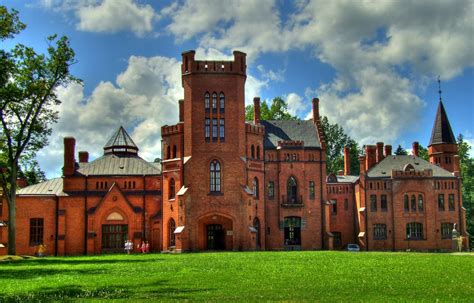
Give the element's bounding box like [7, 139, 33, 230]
[0, 6, 80, 255]
[245, 97, 297, 121]
[418, 144, 429, 161]
[394, 144, 408, 155]
[457, 134, 474, 247]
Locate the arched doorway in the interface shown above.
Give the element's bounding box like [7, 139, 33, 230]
[284, 216, 301, 250]
[101, 211, 128, 253]
[206, 224, 225, 250]
[253, 217, 261, 250]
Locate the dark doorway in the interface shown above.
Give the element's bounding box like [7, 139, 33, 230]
[253, 217, 261, 250]
[284, 217, 301, 249]
[207, 224, 225, 250]
[102, 224, 128, 252]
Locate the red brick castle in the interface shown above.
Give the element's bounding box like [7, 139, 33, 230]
[0, 50, 468, 255]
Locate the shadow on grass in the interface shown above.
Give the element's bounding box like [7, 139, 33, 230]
[3, 256, 162, 266]
[0, 268, 107, 280]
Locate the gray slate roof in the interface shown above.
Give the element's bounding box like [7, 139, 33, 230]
[336, 175, 359, 183]
[367, 155, 454, 178]
[78, 154, 161, 176]
[18, 178, 66, 196]
[429, 101, 456, 146]
[258, 120, 321, 149]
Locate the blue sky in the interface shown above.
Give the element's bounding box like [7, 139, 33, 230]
[3, 0, 473, 178]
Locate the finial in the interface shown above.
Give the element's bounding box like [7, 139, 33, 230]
[438, 75, 442, 102]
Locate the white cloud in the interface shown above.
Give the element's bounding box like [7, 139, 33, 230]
[37, 55, 182, 178]
[285, 93, 306, 117]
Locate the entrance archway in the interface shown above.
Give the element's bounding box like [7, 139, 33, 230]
[102, 224, 128, 252]
[284, 216, 301, 250]
[206, 224, 225, 250]
[253, 217, 261, 250]
[198, 213, 234, 251]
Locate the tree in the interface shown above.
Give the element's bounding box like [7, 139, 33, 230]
[320, 116, 361, 175]
[0, 6, 80, 255]
[457, 134, 474, 247]
[245, 97, 297, 121]
[394, 145, 408, 155]
[417, 144, 429, 161]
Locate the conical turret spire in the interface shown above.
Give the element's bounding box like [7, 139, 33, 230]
[429, 100, 456, 146]
[103, 126, 139, 155]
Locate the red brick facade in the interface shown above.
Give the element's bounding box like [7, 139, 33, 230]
[0, 50, 468, 255]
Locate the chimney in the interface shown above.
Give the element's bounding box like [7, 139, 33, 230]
[376, 142, 384, 163]
[179, 99, 184, 122]
[453, 155, 460, 175]
[181, 50, 195, 74]
[253, 97, 261, 124]
[412, 141, 419, 157]
[365, 145, 377, 171]
[384, 145, 392, 157]
[359, 155, 366, 175]
[312, 98, 320, 122]
[344, 146, 351, 175]
[16, 177, 28, 188]
[78, 151, 89, 163]
[63, 137, 76, 176]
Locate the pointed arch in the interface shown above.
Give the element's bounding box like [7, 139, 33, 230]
[210, 159, 221, 192]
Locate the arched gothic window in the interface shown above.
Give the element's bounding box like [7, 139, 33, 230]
[210, 160, 221, 192]
[253, 217, 261, 248]
[167, 145, 171, 160]
[169, 178, 175, 199]
[411, 195, 416, 211]
[219, 92, 225, 111]
[172, 145, 177, 158]
[253, 177, 259, 199]
[418, 194, 424, 211]
[168, 218, 176, 247]
[212, 92, 217, 110]
[205, 92, 210, 110]
[251, 145, 255, 158]
[404, 194, 409, 211]
[287, 176, 298, 204]
[256, 146, 260, 159]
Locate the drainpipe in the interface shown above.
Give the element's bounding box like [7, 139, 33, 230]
[55, 196, 59, 257]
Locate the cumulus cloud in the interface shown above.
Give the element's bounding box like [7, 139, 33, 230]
[39, 0, 157, 36]
[37, 55, 182, 178]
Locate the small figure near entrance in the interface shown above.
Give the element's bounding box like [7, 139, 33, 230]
[124, 240, 132, 254]
[141, 241, 146, 254]
[145, 241, 150, 253]
[36, 244, 46, 257]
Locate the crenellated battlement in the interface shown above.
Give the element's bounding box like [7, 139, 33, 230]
[181, 50, 247, 76]
[161, 123, 184, 136]
[245, 122, 265, 135]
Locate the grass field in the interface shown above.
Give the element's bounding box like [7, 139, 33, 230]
[0, 251, 473, 302]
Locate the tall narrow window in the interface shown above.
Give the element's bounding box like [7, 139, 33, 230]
[441, 223, 454, 239]
[344, 199, 349, 211]
[253, 177, 259, 199]
[167, 145, 171, 160]
[406, 222, 423, 240]
[210, 160, 221, 192]
[219, 92, 225, 112]
[169, 178, 175, 200]
[251, 145, 255, 158]
[172, 145, 177, 158]
[205, 119, 210, 139]
[411, 195, 416, 211]
[309, 181, 315, 200]
[169, 218, 176, 247]
[268, 181, 274, 199]
[448, 194, 455, 211]
[219, 119, 225, 140]
[381, 195, 387, 212]
[287, 176, 298, 204]
[29, 218, 44, 246]
[204, 92, 210, 111]
[370, 195, 377, 212]
[212, 92, 217, 111]
[438, 194, 445, 211]
[332, 200, 338, 214]
[256, 146, 260, 159]
[404, 194, 409, 212]
[418, 194, 424, 211]
[373, 224, 387, 240]
[212, 119, 218, 140]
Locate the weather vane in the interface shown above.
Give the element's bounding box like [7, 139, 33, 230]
[438, 75, 443, 102]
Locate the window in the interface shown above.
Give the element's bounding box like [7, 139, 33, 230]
[205, 119, 210, 139]
[344, 199, 349, 211]
[381, 195, 387, 212]
[204, 92, 210, 111]
[404, 194, 409, 212]
[253, 177, 259, 199]
[406, 222, 423, 240]
[167, 145, 171, 159]
[332, 200, 337, 215]
[210, 160, 221, 192]
[373, 224, 387, 240]
[268, 181, 274, 199]
[411, 195, 416, 211]
[448, 194, 455, 211]
[309, 181, 315, 200]
[332, 232, 342, 247]
[251, 145, 255, 158]
[256, 146, 260, 159]
[212, 92, 217, 110]
[172, 145, 177, 158]
[102, 224, 127, 250]
[438, 194, 445, 211]
[441, 223, 454, 239]
[29, 218, 44, 246]
[169, 178, 175, 200]
[284, 217, 301, 246]
[219, 92, 225, 112]
[212, 119, 218, 140]
[168, 219, 176, 247]
[418, 194, 424, 212]
[370, 195, 377, 212]
[287, 176, 298, 203]
[219, 119, 225, 140]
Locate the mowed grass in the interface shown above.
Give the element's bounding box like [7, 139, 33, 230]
[0, 251, 473, 302]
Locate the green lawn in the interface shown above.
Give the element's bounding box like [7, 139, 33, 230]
[0, 251, 473, 302]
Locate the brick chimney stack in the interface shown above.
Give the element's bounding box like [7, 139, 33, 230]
[78, 151, 89, 163]
[376, 142, 384, 163]
[253, 97, 261, 124]
[312, 98, 320, 122]
[359, 155, 366, 175]
[412, 141, 419, 157]
[365, 145, 377, 171]
[453, 155, 460, 176]
[64, 137, 76, 176]
[344, 146, 351, 175]
[384, 145, 392, 157]
[179, 99, 184, 122]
